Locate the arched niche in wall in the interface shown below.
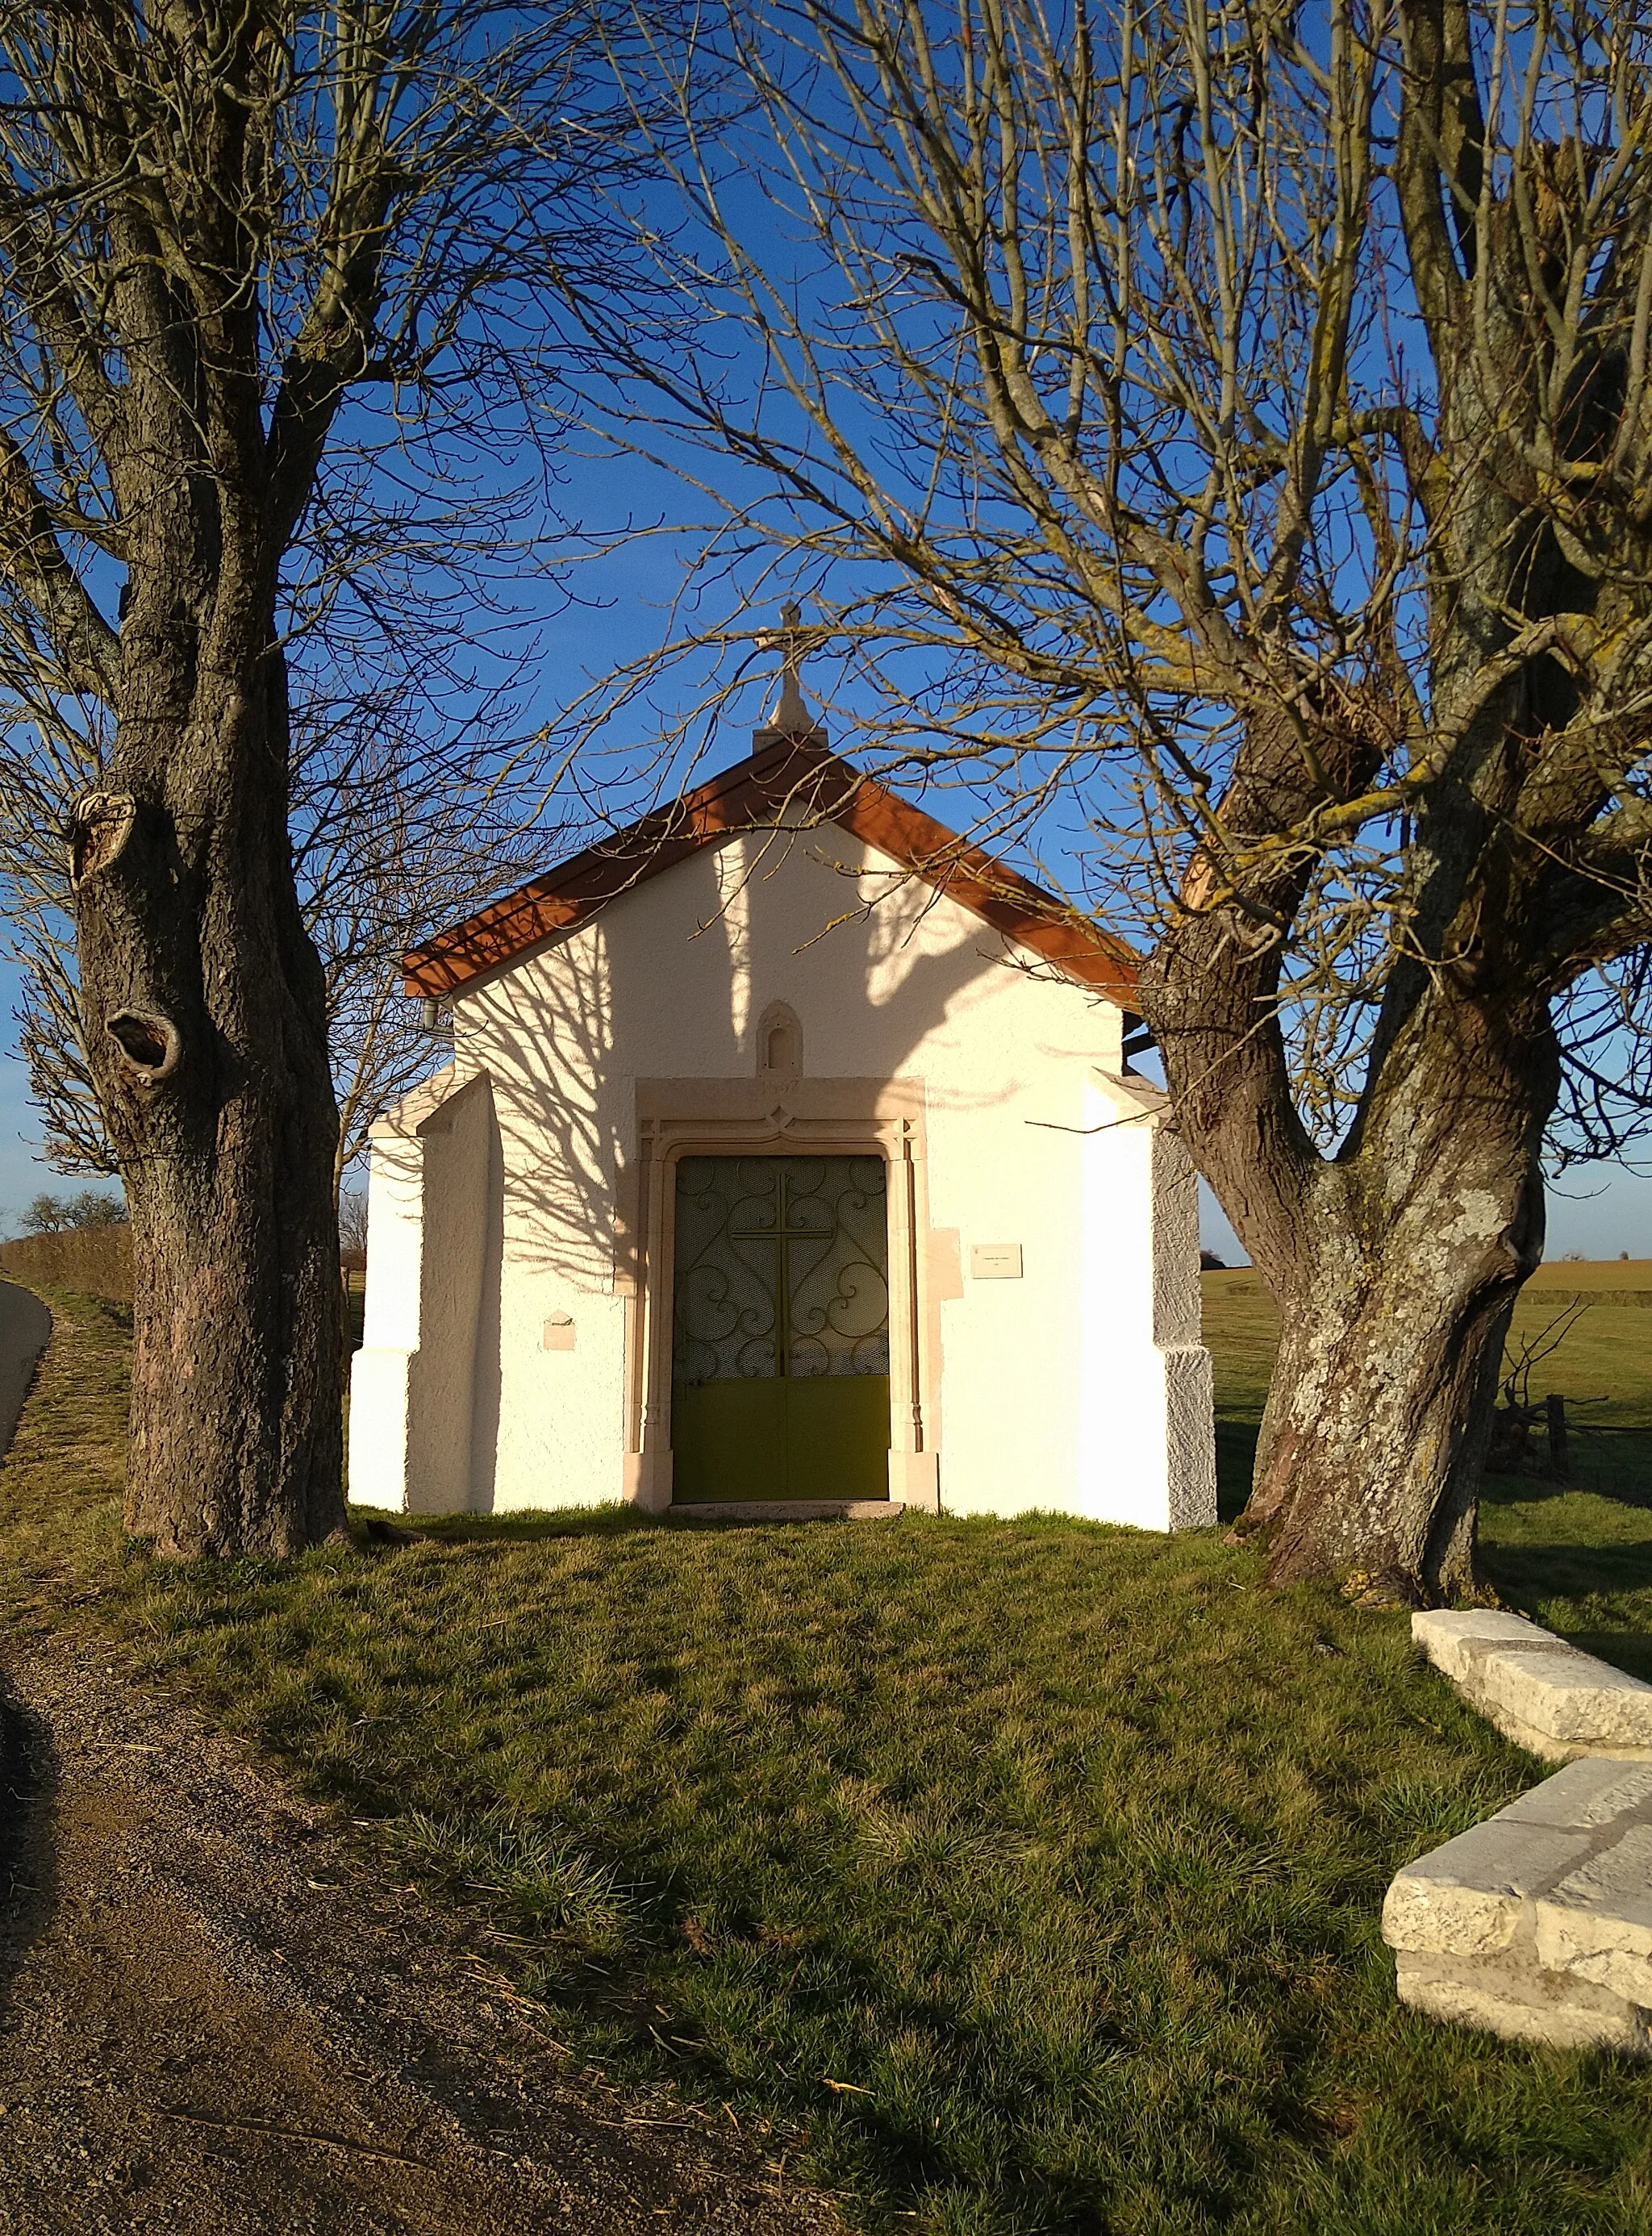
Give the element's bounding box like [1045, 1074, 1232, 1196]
[756, 999, 803, 1080]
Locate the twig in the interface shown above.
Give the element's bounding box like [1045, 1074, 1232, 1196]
[152, 2105, 439, 2168]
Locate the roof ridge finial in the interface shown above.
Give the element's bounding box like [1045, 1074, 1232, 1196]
[770, 599, 813, 734]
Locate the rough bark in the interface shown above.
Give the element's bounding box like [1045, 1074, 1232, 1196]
[1233, 1020, 1548, 1600]
[1138, 689, 1561, 1599]
[0, 2, 372, 1554]
[1144, 927, 1555, 1596]
[73, 642, 345, 1557]
[65, 179, 350, 1554]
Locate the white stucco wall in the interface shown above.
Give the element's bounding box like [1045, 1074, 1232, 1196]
[348, 1066, 495, 1512]
[348, 811, 1216, 1530]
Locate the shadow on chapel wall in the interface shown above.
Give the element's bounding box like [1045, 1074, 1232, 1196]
[437, 824, 1122, 1510]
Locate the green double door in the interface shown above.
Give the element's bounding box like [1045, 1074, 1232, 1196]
[671, 1155, 891, 1504]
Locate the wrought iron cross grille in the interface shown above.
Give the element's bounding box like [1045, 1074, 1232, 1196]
[672, 1155, 891, 1385]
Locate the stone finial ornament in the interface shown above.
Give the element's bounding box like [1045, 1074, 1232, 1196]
[770, 600, 814, 733]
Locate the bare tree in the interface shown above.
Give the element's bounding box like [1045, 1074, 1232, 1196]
[0, 0, 662, 1554]
[337, 1186, 369, 1270]
[579, 0, 1652, 1598]
[292, 664, 578, 1195]
[7, 660, 570, 1195]
[14, 1186, 122, 1235]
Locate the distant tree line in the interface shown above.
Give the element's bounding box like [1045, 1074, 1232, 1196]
[13, 1188, 123, 1239]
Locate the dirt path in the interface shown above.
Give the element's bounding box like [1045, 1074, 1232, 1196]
[0, 1634, 846, 2235]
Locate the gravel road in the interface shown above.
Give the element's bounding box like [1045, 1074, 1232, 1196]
[0, 1632, 845, 2235]
[0, 1280, 49, 1460]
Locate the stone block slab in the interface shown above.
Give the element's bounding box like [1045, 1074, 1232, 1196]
[1537, 1825, 1652, 2007]
[1395, 1951, 1651, 2055]
[1495, 1757, 1652, 1829]
[1412, 1608, 1561, 1686]
[1384, 1750, 1652, 2055]
[1479, 1650, 1652, 1751]
[664, 1500, 905, 1524]
[1383, 1820, 1594, 1957]
[1412, 1608, 1652, 1760]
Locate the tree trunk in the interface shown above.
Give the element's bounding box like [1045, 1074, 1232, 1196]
[1237, 1130, 1545, 1600]
[1139, 706, 1559, 1602]
[72, 640, 346, 1558]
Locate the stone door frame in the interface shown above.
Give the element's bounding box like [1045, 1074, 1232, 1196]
[618, 1076, 942, 1512]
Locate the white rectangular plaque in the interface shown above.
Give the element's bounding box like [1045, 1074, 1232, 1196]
[970, 1243, 1023, 1280]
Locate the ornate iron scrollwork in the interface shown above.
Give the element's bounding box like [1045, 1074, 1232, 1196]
[673, 1155, 891, 1386]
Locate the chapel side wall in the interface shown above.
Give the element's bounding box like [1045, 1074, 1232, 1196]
[1076, 1079, 1216, 1530]
[1149, 1124, 1219, 1528]
[453, 919, 636, 1516]
[360, 1119, 424, 1350]
[404, 1075, 493, 1514]
[452, 822, 1196, 1525]
[349, 1066, 494, 1513]
[348, 1119, 426, 1510]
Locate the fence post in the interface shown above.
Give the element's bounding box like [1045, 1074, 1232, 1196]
[1545, 1393, 1569, 1483]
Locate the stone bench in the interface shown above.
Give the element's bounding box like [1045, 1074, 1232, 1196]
[1383, 1755, 1652, 2053]
[1383, 1609, 1652, 2053]
[1412, 1608, 1652, 1762]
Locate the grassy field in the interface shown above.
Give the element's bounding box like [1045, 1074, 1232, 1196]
[1204, 1262, 1652, 1683]
[1205, 1261, 1652, 1508]
[7, 1286, 1652, 2232]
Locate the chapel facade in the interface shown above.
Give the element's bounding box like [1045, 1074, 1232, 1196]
[348, 718, 1216, 1530]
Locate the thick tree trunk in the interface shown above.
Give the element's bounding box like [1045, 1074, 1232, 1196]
[1142, 934, 1556, 1596]
[1237, 1106, 1546, 1600]
[1139, 703, 1559, 1603]
[71, 644, 345, 1558]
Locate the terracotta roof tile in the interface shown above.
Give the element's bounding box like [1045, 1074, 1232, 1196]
[403, 734, 1139, 1004]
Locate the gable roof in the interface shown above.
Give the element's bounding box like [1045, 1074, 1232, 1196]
[402, 732, 1140, 1005]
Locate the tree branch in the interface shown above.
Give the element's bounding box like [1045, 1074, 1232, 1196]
[0, 423, 118, 700]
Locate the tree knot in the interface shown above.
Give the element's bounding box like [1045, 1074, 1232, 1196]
[68, 791, 139, 887]
[106, 1008, 181, 1086]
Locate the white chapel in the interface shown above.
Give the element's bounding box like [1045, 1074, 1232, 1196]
[348, 698, 1217, 1529]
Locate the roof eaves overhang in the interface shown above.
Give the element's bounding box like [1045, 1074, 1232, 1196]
[402, 735, 1140, 1007]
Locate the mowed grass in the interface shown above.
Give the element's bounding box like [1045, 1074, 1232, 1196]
[9, 1291, 1652, 2231]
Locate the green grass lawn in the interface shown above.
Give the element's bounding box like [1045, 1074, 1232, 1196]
[9, 1287, 1652, 2233]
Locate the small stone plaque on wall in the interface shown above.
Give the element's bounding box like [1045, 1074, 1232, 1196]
[543, 1313, 576, 1350]
[970, 1244, 1023, 1280]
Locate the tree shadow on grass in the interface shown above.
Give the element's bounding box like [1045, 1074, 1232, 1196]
[1480, 1529, 1652, 1600]
[1554, 1633, 1652, 1681]
[351, 1503, 952, 1553]
[1216, 1421, 1258, 1524]
[351, 1504, 664, 1550]
[0, 1684, 58, 2039]
[1478, 1464, 1652, 1679]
